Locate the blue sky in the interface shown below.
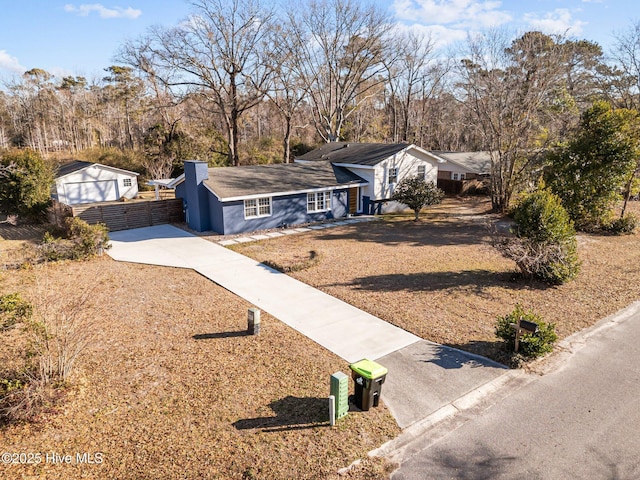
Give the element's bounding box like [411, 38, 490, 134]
[0, 1, 634, 81]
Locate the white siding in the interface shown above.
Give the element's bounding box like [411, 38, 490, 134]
[370, 150, 438, 212]
[55, 165, 139, 205]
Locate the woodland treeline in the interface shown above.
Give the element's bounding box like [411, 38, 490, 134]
[1, 0, 640, 207]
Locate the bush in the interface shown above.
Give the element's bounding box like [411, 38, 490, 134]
[0, 292, 33, 329]
[545, 102, 640, 231]
[26, 279, 99, 384]
[38, 218, 110, 261]
[0, 149, 54, 221]
[65, 217, 110, 257]
[0, 377, 62, 425]
[494, 189, 580, 284]
[391, 176, 445, 221]
[496, 305, 558, 360]
[1, 276, 99, 425]
[605, 214, 637, 235]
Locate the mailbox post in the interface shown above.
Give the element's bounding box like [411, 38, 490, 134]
[512, 317, 539, 353]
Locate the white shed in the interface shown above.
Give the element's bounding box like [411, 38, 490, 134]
[54, 161, 139, 205]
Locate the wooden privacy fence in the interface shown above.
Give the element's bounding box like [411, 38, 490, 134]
[71, 198, 184, 231]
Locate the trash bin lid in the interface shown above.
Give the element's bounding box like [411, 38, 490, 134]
[349, 359, 388, 379]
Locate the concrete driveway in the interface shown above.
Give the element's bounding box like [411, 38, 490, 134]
[108, 224, 421, 363]
[108, 224, 509, 428]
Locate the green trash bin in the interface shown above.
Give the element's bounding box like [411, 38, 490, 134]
[349, 359, 388, 411]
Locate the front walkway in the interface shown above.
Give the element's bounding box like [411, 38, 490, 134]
[213, 216, 375, 246]
[107, 224, 421, 363]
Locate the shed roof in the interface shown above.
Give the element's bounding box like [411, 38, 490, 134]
[296, 142, 412, 166]
[433, 151, 492, 175]
[56, 160, 140, 179]
[56, 160, 94, 177]
[204, 161, 367, 200]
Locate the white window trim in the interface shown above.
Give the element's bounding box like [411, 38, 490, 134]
[244, 197, 272, 219]
[417, 165, 426, 180]
[307, 191, 332, 213]
[123, 178, 132, 187]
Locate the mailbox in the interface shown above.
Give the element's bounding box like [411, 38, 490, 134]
[518, 319, 538, 334]
[511, 318, 540, 353]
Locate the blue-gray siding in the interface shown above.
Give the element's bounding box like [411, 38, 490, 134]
[175, 159, 353, 234]
[182, 161, 211, 231]
[208, 193, 225, 234]
[219, 190, 349, 235]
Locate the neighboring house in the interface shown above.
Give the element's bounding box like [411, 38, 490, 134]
[54, 161, 139, 205]
[296, 142, 445, 214]
[174, 160, 367, 234]
[434, 151, 491, 181]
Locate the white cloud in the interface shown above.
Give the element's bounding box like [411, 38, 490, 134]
[394, 22, 469, 50]
[524, 8, 586, 36]
[0, 50, 26, 74]
[392, 0, 512, 29]
[64, 4, 142, 19]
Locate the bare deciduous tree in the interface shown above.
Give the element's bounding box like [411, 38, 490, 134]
[285, 0, 394, 142]
[265, 26, 309, 163]
[385, 30, 450, 144]
[608, 21, 640, 109]
[458, 30, 566, 211]
[119, 0, 276, 166]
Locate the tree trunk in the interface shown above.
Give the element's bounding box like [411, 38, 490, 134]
[283, 115, 292, 163]
[230, 108, 240, 166]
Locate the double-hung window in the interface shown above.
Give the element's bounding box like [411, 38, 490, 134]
[388, 167, 398, 185]
[123, 178, 132, 187]
[307, 192, 331, 213]
[244, 197, 272, 219]
[417, 165, 426, 180]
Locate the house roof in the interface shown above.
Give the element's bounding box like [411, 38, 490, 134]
[56, 160, 140, 179]
[204, 161, 367, 201]
[296, 142, 412, 166]
[433, 151, 492, 175]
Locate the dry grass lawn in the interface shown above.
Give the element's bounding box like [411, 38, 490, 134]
[0, 227, 399, 480]
[2, 196, 638, 478]
[230, 197, 640, 360]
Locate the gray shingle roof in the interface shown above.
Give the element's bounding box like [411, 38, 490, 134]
[434, 151, 492, 175]
[296, 142, 411, 166]
[56, 160, 94, 178]
[204, 161, 366, 200]
[56, 160, 140, 178]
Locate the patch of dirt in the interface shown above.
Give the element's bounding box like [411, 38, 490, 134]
[231, 197, 640, 360]
[0, 257, 399, 479]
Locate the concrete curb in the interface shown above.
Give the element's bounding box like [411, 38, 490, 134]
[369, 369, 523, 463]
[526, 301, 640, 376]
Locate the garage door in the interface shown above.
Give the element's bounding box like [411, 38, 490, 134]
[64, 180, 119, 204]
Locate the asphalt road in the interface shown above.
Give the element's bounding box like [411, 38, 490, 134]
[390, 303, 640, 480]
